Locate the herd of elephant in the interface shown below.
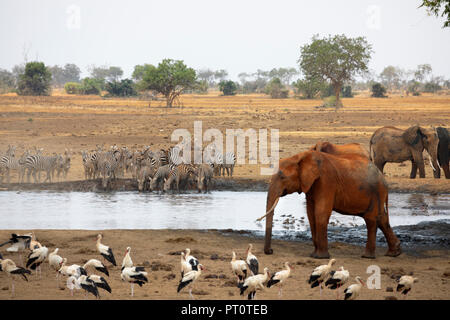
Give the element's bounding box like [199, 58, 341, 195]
[261, 125, 449, 259]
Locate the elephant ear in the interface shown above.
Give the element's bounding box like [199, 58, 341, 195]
[402, 126, 421, 145]
[298, 152, 320, 193]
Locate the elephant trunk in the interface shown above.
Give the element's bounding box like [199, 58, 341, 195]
[263, 184, 281, 255]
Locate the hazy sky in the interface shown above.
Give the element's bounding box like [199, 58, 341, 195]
[1, 0, 449, 80]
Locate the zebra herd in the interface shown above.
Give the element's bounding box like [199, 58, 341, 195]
[0, 145, 71, 184]
[81, 144, 236, 192]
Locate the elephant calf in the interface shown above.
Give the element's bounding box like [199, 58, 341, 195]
[261, 150, 401, 259]
[369, 126, 439, 178]
[310, 141, 370, 159]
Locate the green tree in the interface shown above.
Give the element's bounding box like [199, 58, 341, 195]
[293, 78, 326, 99]
[105, 79, 137, 97]
[371, 83, 387, 98]
[218, 80, 238, 96]
[265, 78, 289, 99]
[140, 59, 197, 107]
[79, 78, 103, 95]
[380, 66, 402, 91]
[298, 34, 372, 108]
[17, 62, 52, 96]
[420, 0, 450, 27]
[64, 82, 82, 94]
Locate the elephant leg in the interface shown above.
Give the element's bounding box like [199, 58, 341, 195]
[417, 160, 425, 178]
[362, 216, 377, 259]
[410, 160, 418, 179]
[377, 215, 401, 257]
[433, 167, 441, 178]
[306, 198, 317, 256]
[311, 201, 333, 259]
[443, 163, 450, 179]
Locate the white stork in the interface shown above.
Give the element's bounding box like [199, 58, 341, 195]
[87, 274, 112, 294]
[0, 233, 32, 265]
[122, 247, 133, 271]
[343, 276, 365, 300]
[26, 246, 48, 279]
[83, 259, 109, 277]
[121, 266, 148, 297]
[396, 275, 418, 298]
[0, 254, 31, 297]
[48, 248, 64, 286]
[325, 266, 350, 299]
[66, 275, 81, 296]
[184, 248, 199, 272]
[96, 234, 117, 266]
[177, 264, 205, 300]
[308, 258, 336, 297]
[239, 267, 270, 300]
[78, 275, 100, 299]
[267, 262, 293, 297]
[58, 258, 87, 278]
[246, 244, 259, 276]
[230, 251, 248, 284]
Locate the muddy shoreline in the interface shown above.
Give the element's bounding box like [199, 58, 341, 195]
[0, 177, 448, 194]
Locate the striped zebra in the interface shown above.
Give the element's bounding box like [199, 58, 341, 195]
[163, 164, 196, 192]
[0, 151, 29, 183]
[216, 152, 236, 177]
[96, 150, 122, 189]
[55, 150, 71, 181]
[195, 163, 214, 193]
[149, 164, 173, 191]
[81, 150, 95, 180]
[137, 165, 156, 192]
[24, 154, 59, 183]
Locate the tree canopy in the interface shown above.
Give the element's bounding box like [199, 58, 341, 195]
[17, 61, 52, 96]
[420, 0, 450, 27]
[140, 59, 197, 107]
[298, 34, 372, 108]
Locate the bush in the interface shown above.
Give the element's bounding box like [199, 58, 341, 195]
[194, 80, 209, 94]
[423, 82, 442, 93]
[342, 86, 353, 98]
[17, 62, 52, 96]
[64, 82, 82, 94]
[79, 78, 102, 95]
[105, 79, 137, 97]
[219, 80, 238, 96]
[371, 83, 387, 98]
[322, 96, 338, 108]
[293, 78, 325, 99]
[265, 78, 289, 99]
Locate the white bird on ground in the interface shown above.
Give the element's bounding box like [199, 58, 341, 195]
[0, 233, 32, 265]
[48, 248, 64, 286]
[121, 266, 148, 297]
[29, 232, 42, 250]
[239, 267, 270, 300]
[308, 258, 336, 297]
[246, 244, 259, 276]
[184, 248, 199, 273]
[230, 251, 248, 284]
[87, 274, 112, 294]
[26, 246, 48, 279]
[396, 275, 418, 297]
[267, 262, 293, 297]
[343, 276, 365, 300]
[122, 247, 133, 271]
[66, 275, 81, 296]
[325, 266, 350, 299]
[58, 258, 87, 278]
[177, 264, 205, 300]
[0, 254, 31, 297]
[96, 234, 117, 266]
[83, 259, 109, 277]
[78, 275, 100, 299]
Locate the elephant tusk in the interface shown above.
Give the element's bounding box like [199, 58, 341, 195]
[256, 197, 280, 222]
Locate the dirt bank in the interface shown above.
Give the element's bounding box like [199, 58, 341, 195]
[0, 229, 449, 300]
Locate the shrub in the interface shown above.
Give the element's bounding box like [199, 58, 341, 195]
[105, 79, 137, 97]
[64, 82, 82, 94]
[194, 80, 209, 94]
[79, 78, 102, 95]
[293, 78, 325, 99]
[265, 78, 289, 99]
[423, 82, 442, 93]
[17, 62, 52, 96]
[322, 96, 338, 108]
[371, 83, 387, 98]
[219, 80, 238, 96]
[342, 86, 353, 98]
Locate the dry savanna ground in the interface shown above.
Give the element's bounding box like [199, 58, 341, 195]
[0, 91, 449, 192]
[0, 229, 449, 300]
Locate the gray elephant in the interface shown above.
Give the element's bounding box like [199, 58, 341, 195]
[433, 127, 449, 179]
[369, 126, 439, 178]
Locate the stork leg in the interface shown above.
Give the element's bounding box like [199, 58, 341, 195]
[131, 283, 134, 297]
[11, 279, 15, 297]
[189, 288, 194, 300]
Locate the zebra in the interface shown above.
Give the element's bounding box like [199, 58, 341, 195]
[55, 150, 71, 181]
[215, 152, 236, 177]
[137, 165, 156, 192]
[0, 150, 29, 183]
[81, 150, 95, 180]
[195, 163, 214, 193]
[24, 154, 59, 183]
[163, 164, 196, 192]
[149, 164, 172, 191]
[96, 150, 122, 190]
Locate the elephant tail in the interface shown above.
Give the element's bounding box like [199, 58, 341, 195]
[384, 192, 389, 217]
[369, 139, 374, 162]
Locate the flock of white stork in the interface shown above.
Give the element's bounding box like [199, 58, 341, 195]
[0, 234, 418, 300]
